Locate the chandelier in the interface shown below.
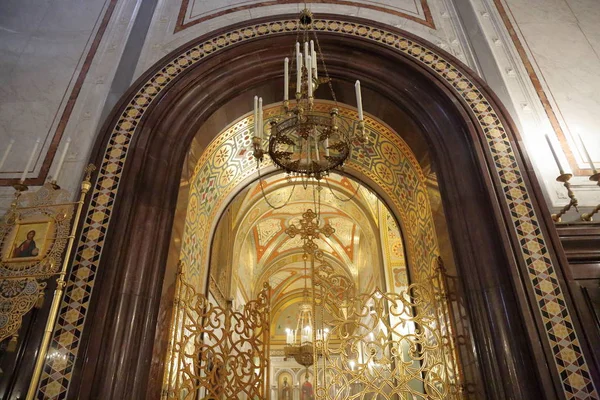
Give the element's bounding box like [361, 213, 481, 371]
[252, 9, 365, 180]
[284, 300, 328, 368]
[283, 209, 333, 368]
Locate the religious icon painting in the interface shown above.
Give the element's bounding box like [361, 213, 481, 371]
[2, 217, 55, 263]
[278, 371, 293, 400]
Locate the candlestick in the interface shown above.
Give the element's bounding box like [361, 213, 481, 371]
[296, 53, 302, 95]
[578, 134, 597, 174]
[284, 57, 289, 101]
[258, 97, 263, 139]
[545, 134, 565, 175]
[310, 40, 317, 80]
[304, 42, 309, 69]
[21, 138, 41, 183]
[53, 137, 71, 182]
[0, 138, 15, 170]
[296, 42, 300, 58]
[253, 96, 258, 136]
[325, 138, 329, 157]
[307, 55, 313, 98]
[355, 80, 364, 121]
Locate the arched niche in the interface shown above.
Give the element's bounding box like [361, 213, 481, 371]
[37, 15, 598, 400]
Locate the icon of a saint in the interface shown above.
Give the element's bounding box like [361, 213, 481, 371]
[301, 374, 314, 400]
[281, 376, 291, 400]
[13, 230, 39, 258]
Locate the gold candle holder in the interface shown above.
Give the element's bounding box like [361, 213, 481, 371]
[581, 172, 600, 222]
[252, 136, 264, 162]
[12, 182, 28, 192]
[551, 173, 579, 223]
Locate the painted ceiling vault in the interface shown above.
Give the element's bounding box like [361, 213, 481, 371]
[208, 172, 409, 345]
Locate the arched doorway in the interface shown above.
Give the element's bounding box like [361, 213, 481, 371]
[165, 103, 459, 398]
[34, 15, 598, 400]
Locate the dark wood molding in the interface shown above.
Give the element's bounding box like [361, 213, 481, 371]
[557, 224, 600, 265]
[66, 14, 598, 399]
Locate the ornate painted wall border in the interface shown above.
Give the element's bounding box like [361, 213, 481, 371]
[175, 0, 435, 33]
[35, 17, 597, 400]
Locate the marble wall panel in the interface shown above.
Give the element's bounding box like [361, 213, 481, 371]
[0, 0, 147, 214]
[460, 0, 600, 221]
[133, 0, 479, 79]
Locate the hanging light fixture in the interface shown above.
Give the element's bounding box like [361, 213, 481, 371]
[252, 9, 365, 181]
[283, 209, 333, 368]
[284, 296, 328, 368]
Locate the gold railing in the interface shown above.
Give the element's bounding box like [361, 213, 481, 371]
[164, 266, 271, 399]
[312, 260, 461, 399]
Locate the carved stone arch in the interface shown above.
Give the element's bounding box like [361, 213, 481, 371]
[35, 14, 598, 400]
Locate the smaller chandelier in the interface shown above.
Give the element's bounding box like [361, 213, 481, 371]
[252, 9, 365, 180]
[284, 302, 329, 367]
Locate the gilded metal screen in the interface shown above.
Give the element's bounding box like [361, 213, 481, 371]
[164, 267, 271, 399]
[313, 261, 461, 400]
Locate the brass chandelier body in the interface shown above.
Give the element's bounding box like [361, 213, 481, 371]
[252, 9, 365, 180]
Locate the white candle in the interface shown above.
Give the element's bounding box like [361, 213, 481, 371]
[258, 97, 263, 139]
[307, 56, 313, 98]
[53, 137, 71, 182]
[21, 138, 40, 183]
[304, 42, 309, 69]
[545, 134, 565, 175]
[253, 96, 258, 136]
[325, 138, 329, 157]
[284, 57, 289, 101]
[314, 137, 320, 162]
[0, 138, 15, 170]
[296, 42, 300, 58]
[310, 40, 318, 80]
[355, 80, 364, 120]
[578, 134, 597, 173]
[296, 53, 302, 95]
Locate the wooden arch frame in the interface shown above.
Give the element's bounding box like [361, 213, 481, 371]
[34, 14, 598, 400]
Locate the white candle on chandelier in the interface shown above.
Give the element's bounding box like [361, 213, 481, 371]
[325, 137, 329, 157]
[545, 134, 566, 175]
[21, 138, 41, 183]
[355, 80, 364, 121]
[253, 96, 258, 137]
[296, 42, 300, 58]
[314, 137, 320, 162]
[304, 41, 309, 70]
[310, 40, 318, 80]
[297, 53, 302, 96]
[284, 57, 289, 101]
[578, 134, 598, 173]
[258, 97, 263, 139]
[307, 55, 313, 98]
[53, 137, 71, 182]
[0, 138, 15, 171]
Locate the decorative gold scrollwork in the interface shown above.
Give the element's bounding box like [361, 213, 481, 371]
[165, 267, 271, 399]
[0, 183, 75, 344]
[312, 260, 461, 399]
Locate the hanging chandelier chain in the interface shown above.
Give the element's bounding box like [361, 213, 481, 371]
[325, 176, 361, 203]
[312, 30, 338, 106]
[256, 162, 296, 210]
